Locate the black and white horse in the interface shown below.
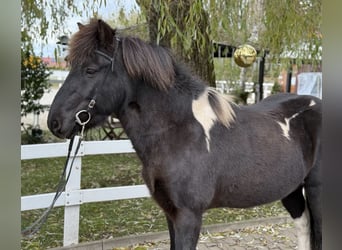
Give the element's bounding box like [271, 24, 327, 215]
[47, 19, 321, 250]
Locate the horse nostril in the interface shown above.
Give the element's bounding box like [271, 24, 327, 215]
[51, 119, 61, 131]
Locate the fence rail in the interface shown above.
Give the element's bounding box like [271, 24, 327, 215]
[21, 137, 150, 246]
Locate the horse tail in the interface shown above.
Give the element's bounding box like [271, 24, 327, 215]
[303, 96, 322, 250]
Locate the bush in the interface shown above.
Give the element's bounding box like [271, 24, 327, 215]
[21, 50, 52, 116]
[271, 81, 282, 94]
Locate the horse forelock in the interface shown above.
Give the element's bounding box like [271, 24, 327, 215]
[68, 18, 115, 67]
[122, 37, 175, 91]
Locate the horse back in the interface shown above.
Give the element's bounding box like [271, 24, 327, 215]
[253, 93, 321, 169]
[261, 93, 321, 136]
[251, 93, 321, 117]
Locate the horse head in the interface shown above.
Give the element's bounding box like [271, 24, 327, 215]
[47, 18, 175, 138]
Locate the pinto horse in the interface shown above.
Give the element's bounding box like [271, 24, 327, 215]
[47, 19, 321, 250]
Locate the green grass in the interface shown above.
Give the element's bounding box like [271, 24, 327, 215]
[21, 153, 287, 249]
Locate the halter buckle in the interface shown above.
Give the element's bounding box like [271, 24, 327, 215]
[88, 99, 96, 109]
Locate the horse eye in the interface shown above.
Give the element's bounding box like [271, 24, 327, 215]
[86, 68, 97, 75]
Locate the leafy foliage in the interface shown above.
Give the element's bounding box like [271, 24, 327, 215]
[211, 0, 322, 66]
[21, 0, 105, 55]
[22, 0, 321, 88]
[137, 0, 216, 85]
[271, 81, 282, 94]
[261, 0, 322, 66]
[21, 50, 52, 116]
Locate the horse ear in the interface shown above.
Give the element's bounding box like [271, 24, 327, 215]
[97, 19, 115, 46]
[77, 22, 84, 30]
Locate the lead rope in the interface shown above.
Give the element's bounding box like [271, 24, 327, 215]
[21, 136, 82, 237]
[21, 104, 93, 237]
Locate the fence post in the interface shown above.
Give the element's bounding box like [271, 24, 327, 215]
[63, 136, 84, 246]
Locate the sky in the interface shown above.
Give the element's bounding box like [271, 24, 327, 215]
[34, 0, 139, 57]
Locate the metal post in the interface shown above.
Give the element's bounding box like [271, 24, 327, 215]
[258, 55, 265, 101]
[286, 64, 292, 93]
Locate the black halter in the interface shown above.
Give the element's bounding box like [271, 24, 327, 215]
[94, 37, 120, 72]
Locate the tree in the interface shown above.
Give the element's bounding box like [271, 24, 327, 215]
[211, 0, 321, 65]
[136, 0, 321, 88]
[137, 0, 216, 86]
[22, 0, 322, 87]
[21, 0, 105, 56]
[262, 0, 322, 63]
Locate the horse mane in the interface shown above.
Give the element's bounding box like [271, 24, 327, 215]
[67, 18, 175, 91]
[208, 88, 236, 128]
[122, 37, 175, 91]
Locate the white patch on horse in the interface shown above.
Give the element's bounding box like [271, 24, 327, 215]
[294, 205, 311, 250]
[277, 112, 299, 140]
[207, 88, 236, 128]
[192, 89, 217, 151]
[309, 100, 316, 106]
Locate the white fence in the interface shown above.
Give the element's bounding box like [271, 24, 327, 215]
[21, 137, 150, 246]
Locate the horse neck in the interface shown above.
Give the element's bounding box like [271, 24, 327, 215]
[118, 74, 205, 145]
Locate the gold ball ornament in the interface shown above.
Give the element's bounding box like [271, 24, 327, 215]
[233, 44, 257, 67]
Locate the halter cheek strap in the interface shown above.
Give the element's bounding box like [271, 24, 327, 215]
[94, 50, 114, 71]
[74, 37, 120, 137]
[94, 37, 120, 72]
[74, 59, 112, 138]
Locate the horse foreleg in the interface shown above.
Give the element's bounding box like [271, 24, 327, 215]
[172, 208, 202, 250]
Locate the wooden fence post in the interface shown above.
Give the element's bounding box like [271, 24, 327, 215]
[63, 136, 83, 246]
